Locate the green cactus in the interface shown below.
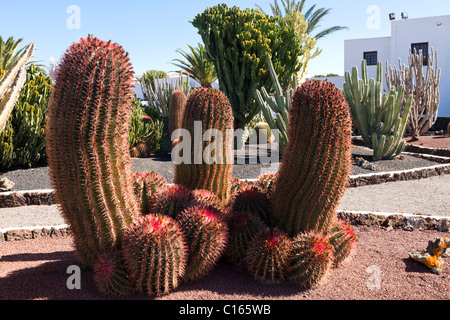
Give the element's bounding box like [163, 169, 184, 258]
[343, 60, 412, 160]
[244, 228, 293, 284]
[168, 90, 187, 144]
[177, 204, 228, 282]
[192, 189, 225, 213]
[45, 36, 140, 268]
[229, 186, 273, 226]
[0, 42, 34, 132]
[148, 184, 196, 219]
[93, 248, 135, 297]
[327, 219, 357, 268]
[192, 3, 302, 130]
[122, 214, 187, 296]
[0, 64, 52, 169]
[255, 58, 296, 152]
[132, 171, 167, 215]
[173, 87, 234, 206]
[288, 230, 334, 288]
[271, 80, 353, 237]
[225, 210, 267, 268]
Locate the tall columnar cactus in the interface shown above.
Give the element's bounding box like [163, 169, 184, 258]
[192, 3, 302, 130]
[45, 36, 140, 268]
[0, 42, 34, 132]
[255, 58, 296, 152]
[343, 60, 412, 160]
[272, 80, 352, 237]
[122, 215, 187, 296]
[386, 48, 440, 140]
[173, 87, 234, 205]
[169, 90, 187, 143]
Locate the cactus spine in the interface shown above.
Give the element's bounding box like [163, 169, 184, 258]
[327, 219, 357, 267]
[343, 60, 412, 160]
[122, 215, 187, 296]
[46, 36, 140, 267]
[177, 205, 228, 282]
[245, 228, 293, 284]
[174, 87, 234, 205]
[0, 42, 34, 132]
[272, 80, 352, 237]
[93, 248, 135, 297]
[288, 230, 334, 288]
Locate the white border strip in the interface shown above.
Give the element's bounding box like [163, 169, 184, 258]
[0, 224, 68, 234]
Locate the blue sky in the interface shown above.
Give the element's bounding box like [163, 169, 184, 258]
[1, 0, 450, 77]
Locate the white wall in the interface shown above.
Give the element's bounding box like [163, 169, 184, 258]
[344, 36, 391, 82]
[390, 15, 450, 117]
[311, 76, 345, 89]
[344, 15, 450, 117]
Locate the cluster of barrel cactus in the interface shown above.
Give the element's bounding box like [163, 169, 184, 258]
[224, 81, 357, 287]
[46, 36, 230, 297]
[47, 36, 357, 298]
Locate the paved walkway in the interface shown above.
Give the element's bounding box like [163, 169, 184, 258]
[0, 174, 449, 231]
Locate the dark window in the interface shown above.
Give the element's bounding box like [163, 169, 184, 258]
[363, 51, 378, 66]
[411, 42, 429, 66]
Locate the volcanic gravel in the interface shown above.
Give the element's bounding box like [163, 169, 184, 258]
[0, 226, 449, 301]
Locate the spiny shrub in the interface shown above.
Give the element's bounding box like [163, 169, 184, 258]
[245, 228, 293, 284]
[225, 210, 267, 268]
[288, 230, 334, 288]
[122, 214, 187, 296]
[177, 204, 228, 282]
[327, 219, 357, 267]
[93, 248, 135, 297]
[149, 184, 195, 219]
[46, 36, 140, 268]
[271, 80, 352, 236]
[132, 171, 167, 215]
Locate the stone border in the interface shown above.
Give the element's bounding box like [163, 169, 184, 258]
[337, 210, 450, 233]
[2, 210, 449, 242]
[0, 189, 55, 208]
[1, 162, 450, 209]
[404, 143, 450, 158]
[0, 224, 69, 242]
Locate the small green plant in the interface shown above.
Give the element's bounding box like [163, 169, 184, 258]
[128, 97, 163, 157]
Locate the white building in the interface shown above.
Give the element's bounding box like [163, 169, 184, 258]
[344, 14, 450, 117]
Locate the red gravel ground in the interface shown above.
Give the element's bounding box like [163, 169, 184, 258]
[405, 135, 450, 149]
[1, 225, 449, 301]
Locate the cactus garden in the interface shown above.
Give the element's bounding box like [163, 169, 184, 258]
[1, 0, 450, 304]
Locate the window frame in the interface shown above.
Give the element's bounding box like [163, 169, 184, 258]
[363, 51, 378, 66]
[411, 42, 429, 66]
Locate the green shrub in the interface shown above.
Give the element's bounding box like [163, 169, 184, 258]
[128, 97, 163, 157]
[0, 64, 52, 169]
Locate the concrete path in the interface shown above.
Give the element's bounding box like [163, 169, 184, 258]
[1, 175, 449, 231]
